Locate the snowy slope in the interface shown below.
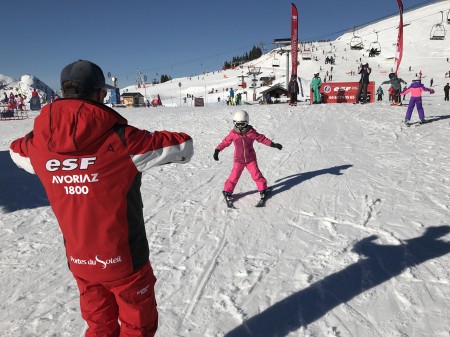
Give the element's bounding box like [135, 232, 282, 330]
[0, 74, 55, 105]
[1, 1, 450, 337]
[119, 0, 450, 106]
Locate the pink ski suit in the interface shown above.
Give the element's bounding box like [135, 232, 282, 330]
[216, 126, 273, 193]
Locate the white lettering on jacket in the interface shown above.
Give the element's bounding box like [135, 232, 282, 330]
[52, 173, 99, 184]
[95, 255, 123, 269]
[46, 157, 97, 172]
[70, 255, 123, 269]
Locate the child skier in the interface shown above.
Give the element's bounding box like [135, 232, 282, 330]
[401, 77, 435, 125]
[213, 110, 282, 206]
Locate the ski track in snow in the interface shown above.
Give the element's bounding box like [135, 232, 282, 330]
[3, 2, 450, 335]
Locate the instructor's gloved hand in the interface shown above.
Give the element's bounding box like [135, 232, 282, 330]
[213, 149, 220, 161]
[430, 89, 435, 94]
[271, 142, 283, 150]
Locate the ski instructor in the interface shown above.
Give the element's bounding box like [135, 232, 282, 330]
[9, 60, 194, 337]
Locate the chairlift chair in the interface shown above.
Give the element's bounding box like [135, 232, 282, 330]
[272, 55, 280, 67]
[350, 28, 364, 50]
[350, 36, 364, 50]
[326, 43, 335, 58]
[302, 48, 312, 60]
[430, 11, 447, 40]
[368, 32, 381, 56]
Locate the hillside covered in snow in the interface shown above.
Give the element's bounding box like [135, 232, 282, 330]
[1, 1, 450, 337]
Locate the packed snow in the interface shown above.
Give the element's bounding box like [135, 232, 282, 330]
[1, 1, 450, 336]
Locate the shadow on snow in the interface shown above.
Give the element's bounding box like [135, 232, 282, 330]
[224, 225, 450, 337]
[0, 150, 49, 212]
[232, 164, 353, 201]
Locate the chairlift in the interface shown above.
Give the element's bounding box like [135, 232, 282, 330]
[368, 31, 381, 56]
[325, 44, 335, 64]
[430, 11, 447, 40]
[350, 28, 364, 50]
[302, 47, 312, 60]
[325, 43, 334, 58]
[272, 56, 280, 67]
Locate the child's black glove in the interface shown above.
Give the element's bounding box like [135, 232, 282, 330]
[213, 149, 220, 161]
[271, 142, 283, 150]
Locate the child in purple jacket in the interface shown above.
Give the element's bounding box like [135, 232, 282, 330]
[401, 77, 435, 125]
[213, 110, 282, 201]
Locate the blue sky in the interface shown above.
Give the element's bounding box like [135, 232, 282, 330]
[2, 0, 434, 90]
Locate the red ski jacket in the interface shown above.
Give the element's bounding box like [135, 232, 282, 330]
[10, 99, 193, 282]
[216, 126, 272, 164]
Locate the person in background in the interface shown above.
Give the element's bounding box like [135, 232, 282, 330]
[229, 88, 235, 105]
[376, 85, 384, 101]
[9, 60, 194, 337]
[388, 86, 394, 102]
[382, 72, 407, 106]
[401, 77, 435, 125]
[17, 94, 24, 110]
[402, 84, 407, 101]
[288, 75, 299, 106]
[354, 63, 371, 104]
[311, 71, 322, 104]
[444, 83, 449, 101]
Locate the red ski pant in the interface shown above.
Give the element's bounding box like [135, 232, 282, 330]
[74, 261, 158, 337]
[224, 160, 267, 193]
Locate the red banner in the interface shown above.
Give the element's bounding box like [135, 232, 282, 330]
[291, 3, 298, 76]
[394, 0, 404, 75]
[310, 82, 376, 104]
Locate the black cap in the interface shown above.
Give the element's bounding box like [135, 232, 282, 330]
[60, 60, 115, 93]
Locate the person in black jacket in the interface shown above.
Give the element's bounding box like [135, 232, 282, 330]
[354, 63, 371, 104]
[444, 83, 449, 101]
[288, 75, 299, 106]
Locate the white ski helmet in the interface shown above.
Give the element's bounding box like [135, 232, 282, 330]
[233, 110, 249, 127]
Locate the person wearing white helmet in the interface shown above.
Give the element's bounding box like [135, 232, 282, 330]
[213, 110, 282, 205]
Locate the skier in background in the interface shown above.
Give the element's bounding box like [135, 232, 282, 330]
[444, 83, 449, 101]
[376, 85, 384, 101]
[354, 63, 371, 104]
[213, 110, 282, 205]
[229, 88, 235, 105]
[401, 77, 435, 125]
[311, 71, 322, 104]
[382, 72, 406, 106]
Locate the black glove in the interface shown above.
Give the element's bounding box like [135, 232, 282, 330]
[213, 149, 220, 161]
[271, 142, 282, 150]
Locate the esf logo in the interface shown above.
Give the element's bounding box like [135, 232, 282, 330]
[333, 87, 355, 92]
[323, 85, 332, 93]
[46, 157, 96, 172]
